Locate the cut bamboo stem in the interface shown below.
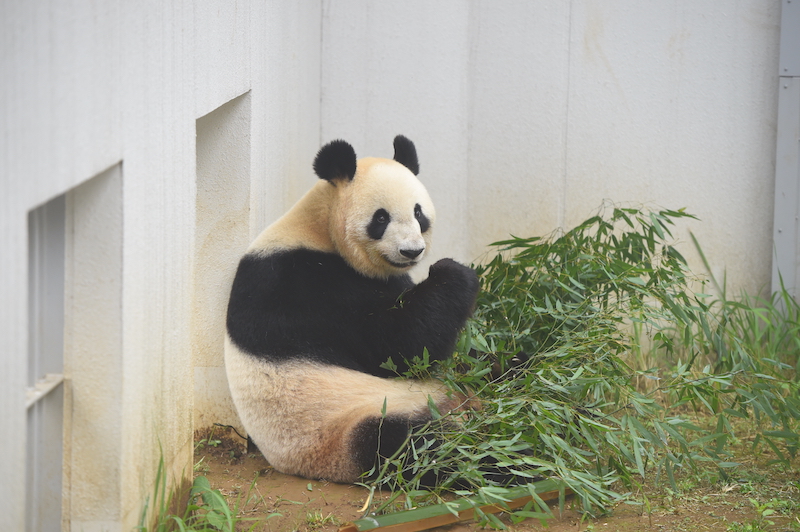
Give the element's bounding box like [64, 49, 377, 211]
[339, 479, 569, 532]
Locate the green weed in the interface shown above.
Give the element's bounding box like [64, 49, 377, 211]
[195, 426, 222, 452]
[137, 454, 266, 531]
[305, 510, 340, 529]
[726, 498, 783, 531]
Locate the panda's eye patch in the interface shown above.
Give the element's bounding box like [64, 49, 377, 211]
[414, 203, 430, 233]
[367, 208, 391, 240]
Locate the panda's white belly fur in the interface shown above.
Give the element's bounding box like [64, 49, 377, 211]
[224, 335, 458, 482]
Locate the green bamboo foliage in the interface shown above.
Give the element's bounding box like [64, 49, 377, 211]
[367, 205, 800, 523]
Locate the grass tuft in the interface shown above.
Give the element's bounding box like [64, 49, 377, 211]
[137, 453, 263, 532]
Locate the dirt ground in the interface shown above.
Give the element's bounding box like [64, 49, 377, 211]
[194, 427, 800, 532]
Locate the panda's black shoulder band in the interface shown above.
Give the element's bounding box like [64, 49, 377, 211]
[314, 139, 357, 183]
[393, 135, 419, 176]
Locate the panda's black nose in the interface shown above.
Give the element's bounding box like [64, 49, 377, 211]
[400, 248, 424, 259]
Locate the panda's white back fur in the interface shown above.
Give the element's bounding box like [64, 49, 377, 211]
[224, 136, 479, 483]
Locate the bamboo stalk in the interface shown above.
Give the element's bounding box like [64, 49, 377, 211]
[339, 480, 569, 532]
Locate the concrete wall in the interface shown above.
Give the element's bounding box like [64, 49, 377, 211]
[0, 1, 783, 530]
[1, 2, 321, 530]
[193, 93, 251, 434]
[322, 1, 781, 295]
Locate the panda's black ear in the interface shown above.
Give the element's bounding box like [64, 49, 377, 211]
[314, 139, 357, 183]
[393, 135, 419, 176]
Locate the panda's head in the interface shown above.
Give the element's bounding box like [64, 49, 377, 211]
[314, 135, 435, 279]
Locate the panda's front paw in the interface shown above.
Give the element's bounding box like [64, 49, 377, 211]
[428, 258, 480, 297]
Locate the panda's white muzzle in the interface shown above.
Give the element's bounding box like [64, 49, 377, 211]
[382, 236, 426, 269]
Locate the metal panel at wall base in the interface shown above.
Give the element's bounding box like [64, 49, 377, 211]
[780, 0, 800, 76]
[773, 0, 800, 298]
[26, 382, 63, 532]
[26, 195, 66, 532]
[772, 78, 800, 297]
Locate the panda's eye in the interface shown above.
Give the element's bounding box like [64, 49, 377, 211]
[367, 208, 391, 240]
[414, 203, 430, 233]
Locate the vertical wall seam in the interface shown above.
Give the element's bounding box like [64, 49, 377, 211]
[318, 0, 325, 148]
[466, 0, 480, 255]
[560, 1, 574, 230]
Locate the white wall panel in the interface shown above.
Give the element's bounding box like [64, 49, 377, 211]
[561, 2, 780, 294]
[466, 1, 571, 261]
[1, 1, 124, 526]
[116, 4, 196, 526]
[321, 0, 473, 267]
[193, 3, 252, 118]
[321, 1, 781, 296]
[1, 1, 322, 529]
[251, 3, 323, 233]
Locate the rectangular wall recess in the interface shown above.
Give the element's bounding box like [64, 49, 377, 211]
[63, 163, 124, 531]
[193, 92, 251, 433]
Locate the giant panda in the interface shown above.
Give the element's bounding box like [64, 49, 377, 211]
[224, 135, 480, 484]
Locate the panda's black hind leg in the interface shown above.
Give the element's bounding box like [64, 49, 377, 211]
[350, 414, 538, 489]
[350, 414, 451, 487]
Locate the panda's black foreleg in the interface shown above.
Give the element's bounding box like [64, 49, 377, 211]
[392, 258, 480, 363]
[419, 258, 480, 309]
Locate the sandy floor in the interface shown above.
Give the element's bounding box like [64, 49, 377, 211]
[194, 427, 796, 532]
